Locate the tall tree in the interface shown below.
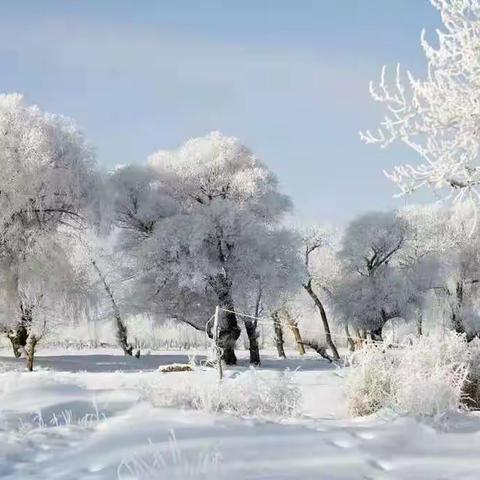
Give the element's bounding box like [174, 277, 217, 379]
[301, 226, 341, 360]
[0, 94, 97, 359]
[335, 211, 412, 341]
[112, 132, 293, 365]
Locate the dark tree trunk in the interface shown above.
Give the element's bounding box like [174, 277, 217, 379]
[272, 311, 286, 359]
[452, 281, 466, 335]
[303, 279, 340, 360]
[8, 304, 33, 358]
[211, 272, 241, 365]
[244, 319, 260, 366]
[8, 324, 28, 358]
[416, 312, 423, 336]
[115, 314, 133, 356]
[370, 326, 384, 342]
[216, 304, 241, 365]
[371, 309, 389, 342]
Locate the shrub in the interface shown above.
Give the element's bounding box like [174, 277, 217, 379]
[345, 343, 395, 416]
[145, 369, 301, 419]
[346, 332, 477, 417]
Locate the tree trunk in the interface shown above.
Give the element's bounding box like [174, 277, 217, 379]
[217, 308, 241, 365]
[211, 270, 241, 365]
[351, 327, 366, 349]
[8, 304, 33, 358]
[284, 310, 305, 355]
[115, 313, 133, 356]
[345, 324, 355, 352]
[416, 312, 423, 336]
[89, 258, 134, 356]
[371, 309, 389, 342]
[244, 319, 260, 366]
[370, 326, 384, 342]
[452, 281, 466, 335]
[8, 324, 28, 358]
[303, 279, 340, 360]
[25, 333, 38, 372]
[301, 339, 333, 362]
[272, 311, 286, 358]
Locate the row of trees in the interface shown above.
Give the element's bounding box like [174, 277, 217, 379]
[301, 205, 480, 353]
[3, 85, 480, 370]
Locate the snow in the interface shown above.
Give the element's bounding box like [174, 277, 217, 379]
[1, 348, 480, 479]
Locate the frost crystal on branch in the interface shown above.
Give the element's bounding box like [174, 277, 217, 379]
[361, 0, 480, 203]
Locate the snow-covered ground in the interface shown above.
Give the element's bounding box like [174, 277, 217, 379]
[1, 348, 480, 479]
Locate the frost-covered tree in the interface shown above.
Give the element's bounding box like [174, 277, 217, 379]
[0, 94, 97, 360]
[72, 229, 141, 357]
[335, 211, 415, 341]
[0, 230, 91, 369]
[397, 205, 446, 335]
[112, 132, 292, 365]
[301, 225, 341, 360]
[361, 0, 480, 205]
[427, 204, 480, 338]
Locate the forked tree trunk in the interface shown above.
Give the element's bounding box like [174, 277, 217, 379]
[244, 319, 260, 366]
[284, 310, 305, 355]
[303, 279, 340, 360]
[272, 311, 286, 359]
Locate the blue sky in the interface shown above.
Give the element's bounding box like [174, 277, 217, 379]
[0, 1, 442, 222]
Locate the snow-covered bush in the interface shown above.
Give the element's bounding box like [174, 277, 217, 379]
[145, 369, 301, 419]
[346, 332, 477, 417]
[391, 334, 470, 416]
[345, 342, 396, 416]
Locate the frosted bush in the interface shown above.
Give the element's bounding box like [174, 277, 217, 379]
[145, 369, 301, 419]
[391, 334, 470, 416]
[346, 332, 477, 417]
[345, 343, 395, 416]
